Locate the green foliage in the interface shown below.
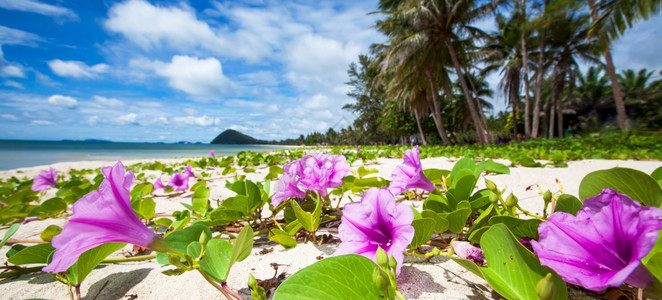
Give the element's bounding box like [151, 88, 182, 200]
[579, 167, 662, 207]
[273, 254, 383, 299]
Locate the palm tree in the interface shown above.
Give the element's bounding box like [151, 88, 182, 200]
[530, 0, 551, 138]
[377, 0, 502, 144]
[520, 0, 532, 138]
[587, 0, 662, 130]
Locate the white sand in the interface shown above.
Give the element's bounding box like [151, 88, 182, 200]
[0, 156, 660, 299]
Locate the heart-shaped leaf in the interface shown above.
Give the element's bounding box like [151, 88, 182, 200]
[579, 167, 662, 207]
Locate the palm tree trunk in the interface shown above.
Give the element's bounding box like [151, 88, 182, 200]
[511, 73, 520, 138]
[556, 69, 566, 138]
[464, 68, 493, 143]
[445, 38, 487, 144]
[521, 0, 532, 138]
[413, 109, 428, 145]
[587, 0, 627, 130]
[532, 1, 549, 138]
[427, 72, 451, 145]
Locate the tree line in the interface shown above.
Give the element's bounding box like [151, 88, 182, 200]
[295, 0, 661, 146]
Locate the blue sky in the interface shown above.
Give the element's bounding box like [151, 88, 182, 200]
[0, 0, 660, 143]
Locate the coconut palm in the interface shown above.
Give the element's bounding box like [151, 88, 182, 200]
[587, 0, 661, 130]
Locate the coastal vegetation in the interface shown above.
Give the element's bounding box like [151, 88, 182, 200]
[295, 0, 662, 146]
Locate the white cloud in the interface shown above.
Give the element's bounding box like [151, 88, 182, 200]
[0, 0, 77, 20]
[83, 115, 99, 125]
[1, 65, 25, 78]
[0, 25, 41, 47]
[31, 120, 54, 125]
[47, 95, 78, 108]
[1, 114, 18, 120]
[140, 55, 231, 97]
[117, 113, 138, 125]
[93, 96, 124, 108]
[47, 59, 109, 78]
[172, 115, 219, 127]
[4, 80, 24, 89]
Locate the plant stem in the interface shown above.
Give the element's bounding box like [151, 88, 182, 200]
[75, 285, 81, 300]
[515, 205, 545, 220]
[101, 253, 156, 263]
[68, 285, 74, 300]
[4, 239, 48, 245]
[197, 268, 233, 300]
[222, 281, 245, 300]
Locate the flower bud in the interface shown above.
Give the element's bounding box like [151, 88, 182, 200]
[505, 193, 518, 208]
[536, 273, 556, 300]
[373, 270, 387, 290]
[543, 190, 553, 202]
[376, 246, 389, 268]
[489, 192, 499, 204]
[388, 254, 397, 271]
[199, 231, 209, 247]
[485, 179, 497, 192]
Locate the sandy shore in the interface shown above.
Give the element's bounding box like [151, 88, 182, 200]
[0, 156, 660, 299]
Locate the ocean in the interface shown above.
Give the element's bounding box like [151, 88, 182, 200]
[0, 140, 288, 170]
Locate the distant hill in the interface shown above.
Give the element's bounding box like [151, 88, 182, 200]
[210, 129, 266, 144]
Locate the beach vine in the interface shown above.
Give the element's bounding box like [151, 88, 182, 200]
[1, 134, 662, 299]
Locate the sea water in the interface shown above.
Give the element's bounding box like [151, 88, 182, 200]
[0, 140, 288, 170]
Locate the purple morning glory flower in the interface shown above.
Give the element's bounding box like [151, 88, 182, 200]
[335, 188, 414, 274]
[43, 161, 168, 273]
[153, 174, 166, 191]
[271, 160, 306, 207]
[209, 150, 215, 157]
[31, 167, 58, 192]
[184, 165, 195, 179]
[531, 188, 662, 291]
[271, 154, 350, 207]
[168, 172, 189, 191]
[388, 146, 435, 196]
[451, 241, 485, 265]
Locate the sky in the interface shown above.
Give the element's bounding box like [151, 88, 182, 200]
[0, 0, 660, 143]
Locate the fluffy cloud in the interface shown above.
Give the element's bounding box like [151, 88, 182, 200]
[0, 0, 77, 20]
[117, 113, 138, 125]
[4, 80, 24, 89]
[1, 65, 26, 78]
[172, 115, 220, 127]
[0, 25, 41, 47]
[1, 114, 18, 121]
[93, 96, 124, 108]
[47, 95, 78, 108]
[47, 60, 110, 79]
[136, 55, 231, 97]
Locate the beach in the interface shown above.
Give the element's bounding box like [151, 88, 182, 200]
[1, 156, 660, 299]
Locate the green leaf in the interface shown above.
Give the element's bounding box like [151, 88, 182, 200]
[192, 186, 210, 215]
[423, 168, 450, 185]
[7, 243, 55, 265]
[29, 197, 67, 217]
[199, 239, 233, 282]
[156, 224, 211, 265]
[652, 167, 662, 188]
[291, 198, 321, 232]
[0, 223, 19, 248]
[554, 194, 583, 215]
[274, 254, 383, 299]
[269, 229, 297, 248]
[420, 210, 449, 233]
[450, 158, 477, 183]
[66, 242, 126, 285]
[447, 174, 477, 208]
[487, 216, 541, 239]
[139, 197, 156, 220]
[579, 167, 662, 207]
[408, 218, 435, 249]
[483, 159, 510, 174]
[445, 201, 472, 234]
[451, 224, 567, 300]
[229, 226, 254, 267]
[40, 225, 62, 242]
[357, 166, 379, 178]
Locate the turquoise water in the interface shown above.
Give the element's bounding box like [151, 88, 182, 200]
[0, 140, 288, 170]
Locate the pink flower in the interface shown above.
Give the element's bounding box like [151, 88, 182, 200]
[335, 188, 414, 274]
[184, 165, 195, 179]
[153, 174, 166, 191]
[31, 167, 58, 192]
[271, 154, 350, 206]
[209, 150, 215, 157]
[168, 172, 189, 191]
[451, 241, 485, 265]
[43, 161, 168, 273]
[388, 146, 434, 196]
[531, 188, 662, 291]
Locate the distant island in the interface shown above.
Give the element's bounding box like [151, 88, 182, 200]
[210, 129, 267, 144]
